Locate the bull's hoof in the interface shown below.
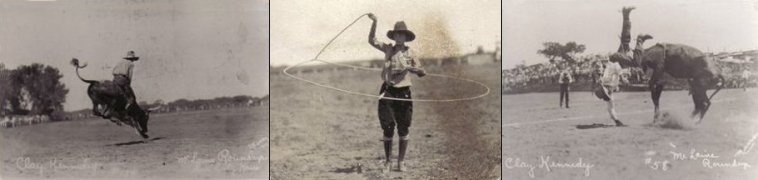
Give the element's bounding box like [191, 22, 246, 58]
[109, 119, 122, 126]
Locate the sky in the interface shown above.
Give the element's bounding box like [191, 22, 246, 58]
[270, 0, 502, 66]
[0, 0, 269, 111]
[503, 0, 758, 69]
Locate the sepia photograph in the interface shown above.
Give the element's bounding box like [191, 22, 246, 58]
[503, 0, 758, 179]
[270, 0, 501, 179]
[0, 0, 269, 179]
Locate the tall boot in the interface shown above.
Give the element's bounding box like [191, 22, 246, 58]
[618, 6, 635, 52]
[622, 6, 635, 18]
[397, 139, 408, 172]
[382, 139, 392, 172]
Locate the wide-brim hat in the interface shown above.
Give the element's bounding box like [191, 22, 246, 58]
[123, 51, 140, 61]
[387, 21, 415, 41]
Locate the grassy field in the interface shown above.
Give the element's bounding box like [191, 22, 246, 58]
[503, 88, 758, 179]
[1, 106, 269, 179]
[271, 64, 501, 179]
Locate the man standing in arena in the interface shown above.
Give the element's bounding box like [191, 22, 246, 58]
[595, 6, 643, 126]
[558, 64, 574, 108]
[596, 57, 628, 126]
[742, 68, 751, 91]
[368, 13, 426, 172]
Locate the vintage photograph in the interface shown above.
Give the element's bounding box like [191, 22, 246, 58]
[270, 0, 501, 179]
[503, 0, 758, 179]
[1, 0, 269, 179]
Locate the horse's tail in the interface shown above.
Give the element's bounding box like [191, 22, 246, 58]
[70, 58, 97, 84]
[707, 74, 725, 102]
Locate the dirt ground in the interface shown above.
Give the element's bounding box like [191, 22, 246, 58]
[1, 106, 269, 179]
[503, 88, 758, 179]
[270, 64, 501, 179]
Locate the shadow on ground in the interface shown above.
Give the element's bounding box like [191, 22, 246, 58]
[575, 123, 617, 129]
[106, 137, 165, 147]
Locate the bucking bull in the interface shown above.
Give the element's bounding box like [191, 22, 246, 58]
[71, 58, 158, 138]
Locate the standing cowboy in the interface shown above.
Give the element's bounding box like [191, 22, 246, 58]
[742, 68, 752, 91]
[113, 51, 139, 111]
[557, 64, 574, 108]
[595, 6, 650, 126]
[596, 57, 628, 126]
[368, 13, 426, 172]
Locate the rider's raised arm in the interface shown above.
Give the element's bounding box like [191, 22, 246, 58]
[368, 13, 388, 51]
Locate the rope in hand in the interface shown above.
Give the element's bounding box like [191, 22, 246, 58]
[282, 14, 491, 102]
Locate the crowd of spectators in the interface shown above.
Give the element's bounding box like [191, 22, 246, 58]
[503, 55, 755, 92]
[503, 55, 644, 89]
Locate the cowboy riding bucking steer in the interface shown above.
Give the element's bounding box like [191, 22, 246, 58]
[71, 50, 156, 139]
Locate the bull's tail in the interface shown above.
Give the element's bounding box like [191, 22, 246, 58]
[70, 58, 97, 84]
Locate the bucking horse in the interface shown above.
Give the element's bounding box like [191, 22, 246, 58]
[71, 58, 157, 138]
[629, 37, 724, 124]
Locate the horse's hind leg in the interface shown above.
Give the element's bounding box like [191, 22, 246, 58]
[651, 84, 664, 123]
[650, 70, 665, 123]
[691, 77, 710, 124]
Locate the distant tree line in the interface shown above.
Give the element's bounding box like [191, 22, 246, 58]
[158, 94, 269, 113]
[0, 63, 68, 120]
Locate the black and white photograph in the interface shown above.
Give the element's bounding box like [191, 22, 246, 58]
[1, 0, 269, 179]
[503, 0, 758, 179]
[269, 0, 501, 179]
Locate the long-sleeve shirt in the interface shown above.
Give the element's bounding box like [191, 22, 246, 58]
[743, 70, 752, 79]
[368, 19, 423, 88]
[112, 60, 134, 80]
[600, 62, 623, 87]
[558, 70, 573, 84]
[370, 38, 420, 88]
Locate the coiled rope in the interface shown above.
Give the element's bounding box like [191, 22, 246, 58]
[282, 14, 490, 102]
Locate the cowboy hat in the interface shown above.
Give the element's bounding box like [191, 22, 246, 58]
[123, 51, 139, 61]
[387, 21, 415, 41]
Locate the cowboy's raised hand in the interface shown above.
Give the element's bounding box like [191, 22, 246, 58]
[367, 13, 377, 21]
[417, 70, 427, 77]
[409, 67, 426, 77]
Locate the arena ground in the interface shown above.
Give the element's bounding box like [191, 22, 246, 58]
[504, 88, 758, 179]
[1, 106, 269, 179]
[271, 64, 501, 179]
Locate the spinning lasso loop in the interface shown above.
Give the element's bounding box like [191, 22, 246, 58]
[283, 14, 490, 102]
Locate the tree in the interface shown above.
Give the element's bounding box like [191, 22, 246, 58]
[232, 95, 251, 104]
[537, 41, 586, 64]
[0, 64, 13, 116]
[5, 63, 68, 119]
